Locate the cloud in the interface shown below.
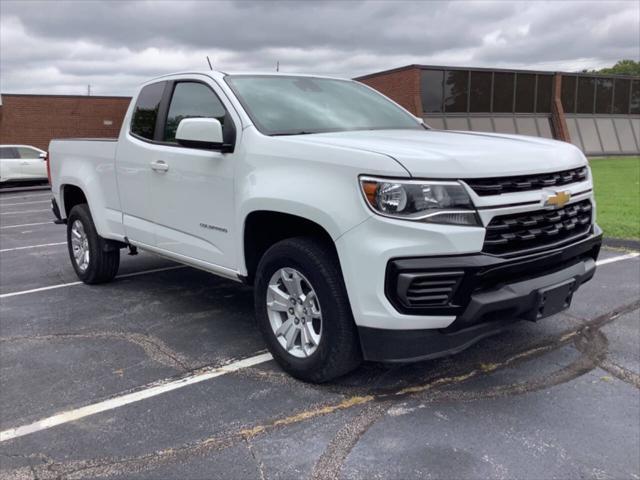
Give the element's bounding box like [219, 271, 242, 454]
[1, 0, 637, 96]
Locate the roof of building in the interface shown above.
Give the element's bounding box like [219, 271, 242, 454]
[355, 64, 640, 81]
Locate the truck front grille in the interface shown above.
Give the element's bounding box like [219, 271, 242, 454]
[465, 167, 588, 196]
[483, 199, 593, 256]
[402, 271, 464, 307]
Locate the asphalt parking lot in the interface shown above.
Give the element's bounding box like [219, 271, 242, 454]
[0, 187, 638, 480]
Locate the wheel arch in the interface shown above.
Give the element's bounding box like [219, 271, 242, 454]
[242, 210, 338, 284]
[60, 183, 88, 218]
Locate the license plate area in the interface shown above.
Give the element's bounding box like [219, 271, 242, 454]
[535, 279, 576, 320]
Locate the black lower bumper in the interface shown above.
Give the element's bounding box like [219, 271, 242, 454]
[359, 229, 602, 363]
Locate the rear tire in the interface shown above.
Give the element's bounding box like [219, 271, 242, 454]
[254, 237, 362, 383]
[67, 204, 120, 284]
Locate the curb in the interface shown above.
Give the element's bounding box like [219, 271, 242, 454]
[603, 237, 640, 251]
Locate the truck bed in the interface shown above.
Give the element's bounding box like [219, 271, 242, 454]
[49, 138, 123, 240]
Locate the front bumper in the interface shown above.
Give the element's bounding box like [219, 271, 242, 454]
[359, 228, 602, 362]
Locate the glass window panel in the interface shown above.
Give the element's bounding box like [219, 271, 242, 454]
[17, 147, 42, 159]
[536, 75, 553, 113]
[492, 72, 514, 113]
[515, 73, 535, 113]
[227, 76, 421, 135]
[469, 71, 491, 112]
[164, 82, 227, 143]
[595, 78, 614, 114]
[130, 82, 166, 140]
[0, 147, 19, 159]
[631, 80, 640, 114]
[561, 75, 577, 114]
[421, 70, 444, 113]
[576, 77, 596, 114]
[613, 78, 630, 114]
[443, 70, 469, 113]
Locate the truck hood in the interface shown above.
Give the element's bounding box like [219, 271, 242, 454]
[282, 129, 586, 178]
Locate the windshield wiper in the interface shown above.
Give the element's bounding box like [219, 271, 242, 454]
[271, 131, 317, 136]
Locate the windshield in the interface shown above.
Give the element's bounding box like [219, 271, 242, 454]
[225, 75, 422, 136]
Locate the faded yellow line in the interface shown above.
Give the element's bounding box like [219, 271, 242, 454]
[240, 395, 375, 439]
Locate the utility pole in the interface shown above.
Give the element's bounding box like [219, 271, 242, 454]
[276, 61, 280, 72]
[87, 84, 91, 96]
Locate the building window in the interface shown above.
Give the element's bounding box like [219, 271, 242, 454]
[536, 75, 553, 113]
[595, 78, 614, 114]
[130, 82, 166, 140]
[164, 82, 227, 143]
[561, 75, 577, 114]
[469, 71, 492, 112]
[631, 80, 640, 114]
[613, 78, 631, 114]
[576, 77, 596, 114]
[492, 72, 515, 113]
[515, 73, 536, 113]
[443, 70, 469, 113]
[421, 69, 444, 113]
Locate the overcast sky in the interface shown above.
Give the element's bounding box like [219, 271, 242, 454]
[1, 0, 638, 96]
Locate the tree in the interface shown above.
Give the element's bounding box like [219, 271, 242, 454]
[596, 60, 640, 76]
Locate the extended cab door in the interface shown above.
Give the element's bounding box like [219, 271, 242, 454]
[116, 81, 168, 246]
[147, 80, 238, 270]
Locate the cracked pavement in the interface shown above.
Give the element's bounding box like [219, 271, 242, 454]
[0, 188, 639, 479]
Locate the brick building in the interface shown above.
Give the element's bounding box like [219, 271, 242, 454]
[2, 66, 639, 156]
[0, 94, 131, 151]
[357, 65, 640, 156]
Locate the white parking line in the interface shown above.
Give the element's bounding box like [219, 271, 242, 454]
[0, 200, 50, 207]
[0, 352, 273, 442]
[0, 221, 54, 230]
[0, 252, 637, 443]
[596, 252, 640, 266]
[0, 265, 187, 299]
[0, 209, 50, 215]
[0, 192, 51, 200]
[0, 242, 66, 253]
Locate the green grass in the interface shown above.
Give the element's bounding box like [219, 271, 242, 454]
[589, 156, 640, 240]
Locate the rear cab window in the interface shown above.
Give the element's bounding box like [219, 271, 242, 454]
[130, 82, 166, 140]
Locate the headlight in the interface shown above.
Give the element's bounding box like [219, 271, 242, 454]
[359, 176, 480, 226]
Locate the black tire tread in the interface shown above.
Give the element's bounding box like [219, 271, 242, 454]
[254, 236, 362, 383]
[67, 204, 120, 284]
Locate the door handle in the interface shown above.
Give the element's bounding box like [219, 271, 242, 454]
[150, 160, 169, 172]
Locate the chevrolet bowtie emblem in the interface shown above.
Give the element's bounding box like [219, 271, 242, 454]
[543, 190, 571, 209]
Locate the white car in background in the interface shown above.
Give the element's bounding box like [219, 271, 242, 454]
[0, 145, 48, 183]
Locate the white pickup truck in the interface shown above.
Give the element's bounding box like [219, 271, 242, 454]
[49, 71, 602, 382]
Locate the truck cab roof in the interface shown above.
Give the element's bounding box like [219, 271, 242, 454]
[144, 70, 349, 84]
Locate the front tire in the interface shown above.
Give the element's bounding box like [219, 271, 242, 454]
[67, 204, 120, 284]
[254, 237, 362, 383]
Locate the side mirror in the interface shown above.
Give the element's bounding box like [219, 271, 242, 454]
[176, 118, 224, 150]
[39, 152, 47, 159]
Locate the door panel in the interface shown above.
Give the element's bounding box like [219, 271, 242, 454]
[149, 80, 237, 269]
[17, 148, 46, 179]
[116, 81, 167, 246]
[0, 148, 21, 181]
[150, 147, 235, 268]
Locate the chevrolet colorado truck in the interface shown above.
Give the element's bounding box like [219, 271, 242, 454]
[49, 71, 602, 382]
